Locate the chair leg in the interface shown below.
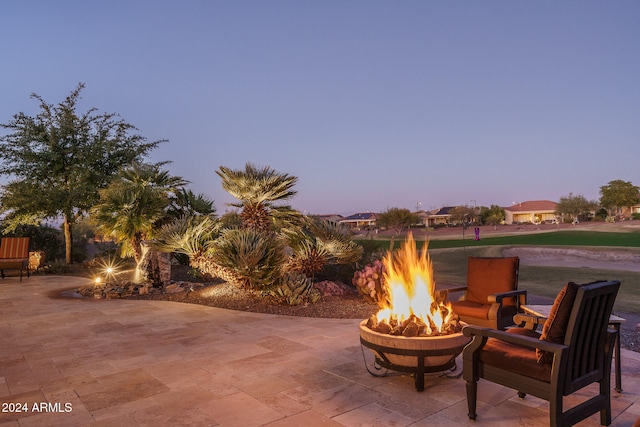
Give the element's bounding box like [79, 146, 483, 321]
[600, 380, 612, 425]
[466, 380, 478, 420]
[549, 391, 563, 427]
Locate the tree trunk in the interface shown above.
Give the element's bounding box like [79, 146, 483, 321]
[63, 217, 73, 264]
[131, 234, 143, 266]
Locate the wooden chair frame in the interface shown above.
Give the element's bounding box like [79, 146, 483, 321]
[0, 237, 30, 281]
[462, 280, 620, 427]
[443, 256, 526, 330]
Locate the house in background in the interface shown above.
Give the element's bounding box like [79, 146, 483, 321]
[315, 214, 344, 223]
[414, 211, 430, 226]
[339, 212, 377, 229]
[621, 206, 640, 219]
[427, 207, 455, 226]
[621, 195, 640, 219]
[504, 200, 558, 224]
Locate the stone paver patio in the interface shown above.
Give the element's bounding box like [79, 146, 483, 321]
[1, 275, 639, 426]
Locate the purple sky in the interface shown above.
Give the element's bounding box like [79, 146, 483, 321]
[2, 1, 639, 216]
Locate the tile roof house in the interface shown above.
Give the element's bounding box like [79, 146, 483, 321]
[621, 193, 640, 219]
[314, 214, 344, 223]
[428, 207, 455, 226]
[504, 200, 558, 224]
[414, 211, 430, 226]
[338, 212, 377, 229]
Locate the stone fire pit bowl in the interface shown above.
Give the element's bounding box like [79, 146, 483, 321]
[359, 319, 471, 391]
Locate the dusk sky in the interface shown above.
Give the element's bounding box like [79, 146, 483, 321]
[2, 1, 638, 216]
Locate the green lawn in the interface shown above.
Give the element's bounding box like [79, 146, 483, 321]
[428, 247, 640, 314]
[355, 231, 640, 315]
[356, 230, 640, 251]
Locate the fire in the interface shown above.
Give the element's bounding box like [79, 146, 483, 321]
[368, 232, 460, 337]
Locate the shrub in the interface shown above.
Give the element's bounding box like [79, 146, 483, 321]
[352, 259, 388, 307]
[270, 273, 321, 306]
[211, 228, 285, 290]
[6, 224, 65, 261]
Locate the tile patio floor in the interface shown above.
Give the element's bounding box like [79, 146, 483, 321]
[1, 275, 639, 426]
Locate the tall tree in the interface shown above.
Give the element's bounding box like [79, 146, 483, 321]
[599, 180, 640, 217]
[90, 162, 188, 264]
[0, 83, 161, 263]
[555, 193, 596, 223]
[449, 205, 478, 225]
[480, 205, 505, 228]
[376, 207, 420, 234]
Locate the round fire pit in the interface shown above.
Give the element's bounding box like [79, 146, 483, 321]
[359, 320, 471, 391]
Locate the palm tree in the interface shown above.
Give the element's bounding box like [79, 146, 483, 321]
[152, 214, 240, 286]
[166, 188, 216, 219]
[216, 163, 300, 233]
[90, 162, 187, 264]
[211, 228, 285, 289]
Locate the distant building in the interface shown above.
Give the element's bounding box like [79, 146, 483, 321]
[339, 212, 377, 229]
[314, 214, 344, 223]
[414, 211, 430, 226]
[504, 200, 558, 224]
[427, 207, 455, 226]
[620, 193, 640, 219]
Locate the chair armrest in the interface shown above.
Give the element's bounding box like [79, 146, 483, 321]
[435, 283, 468, 301]
[443, 284, 468, 293]
[513, 313, 545, 329]
[463, 325, 567, 354]
[487, 289, 527, 304]
[436, 283, 468, 296]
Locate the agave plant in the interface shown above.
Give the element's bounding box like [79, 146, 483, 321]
[211, 228, 285, 289]
[271, 272, 321, 306]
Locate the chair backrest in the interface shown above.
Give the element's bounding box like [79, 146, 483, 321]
[563, 280, 620, 394]
[0, 237, 30, 259]
[465, 257, 519, 305]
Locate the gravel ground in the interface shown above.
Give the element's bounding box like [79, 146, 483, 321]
[136, 283, 379, 319]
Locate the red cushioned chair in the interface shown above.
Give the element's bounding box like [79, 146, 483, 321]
[463, 280, 620, 427]
[444, 256, 525, 330]
[0, 237, 30, 281]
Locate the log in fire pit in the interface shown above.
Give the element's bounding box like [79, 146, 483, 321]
[359, 233, 470, 391]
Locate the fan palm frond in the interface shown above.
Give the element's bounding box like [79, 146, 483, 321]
[211, 228, 285, 289]
[152, 215, 219, 257]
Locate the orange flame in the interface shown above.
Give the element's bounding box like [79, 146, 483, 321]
[375, 232, 454, 335]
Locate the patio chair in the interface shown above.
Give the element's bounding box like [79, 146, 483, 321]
[444, 256, 525, 330]
[0, 237, 30, 281]
[463, 280, 621, 427]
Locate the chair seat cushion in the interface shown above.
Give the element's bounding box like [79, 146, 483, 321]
[451, 301, 490, 319]
[0, 259, 28, 267]
[480, 328, 552, 382]
[452, 301, 519, 322]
